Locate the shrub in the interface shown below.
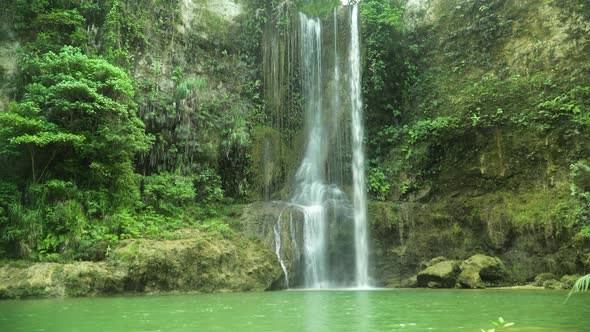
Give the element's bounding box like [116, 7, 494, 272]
[142, 172, 196, 216]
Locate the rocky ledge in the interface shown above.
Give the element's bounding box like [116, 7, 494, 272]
[0, 229, 282, 299]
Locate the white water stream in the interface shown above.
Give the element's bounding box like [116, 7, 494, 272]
[349, 4, 370, 288]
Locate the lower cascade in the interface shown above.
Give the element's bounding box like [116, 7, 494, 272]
[274, 5, 370, 289]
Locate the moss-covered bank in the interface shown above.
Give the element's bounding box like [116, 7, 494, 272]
[0, 228, 281, 299]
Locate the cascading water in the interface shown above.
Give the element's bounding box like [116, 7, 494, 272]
[274, 210, 289, 287]
[349, 4, 370, 289]
[273, 5, 369, 289]
[293, 14, 330, 288]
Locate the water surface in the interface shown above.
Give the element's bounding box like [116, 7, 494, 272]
[0, 289, 588, 332]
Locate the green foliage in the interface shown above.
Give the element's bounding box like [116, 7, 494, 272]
[0, 46, 152, 259]
[368, 165, 391, 201]
[194, 168, 224, 217]
[407, 117, 461, 144]
[558, 0, 590, 20]
[538, 86, 590, 127]
[443, 1, 512, 67]
[0, 0, 267, 261]
[139, 167, 223, 220]
[360, 0, 404, 95]
[143, 172, 196, 216]
[14, 46, 151, 193]
[360, 0, 407, 158]
[13, 0, 89, 53]
[102, 0, 147, 66]
[175, 76, 208, 100]
[0, 182, 19, 225]
[0, 102, 84, 183]
[481, 317, 515, 332]
[220, 116, 251, 156]
[2, 204, 43, 259]
[200, 218, 234, 238]
[360, 0, 402, 32]
[295, 0, 341, 16]
[566, 273, 590, 301]
[570, 161, 590, 237]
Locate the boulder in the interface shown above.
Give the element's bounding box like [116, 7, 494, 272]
[417, 256, 449, 272]
[386, 275, 417, 288]
[0, 262, 123, 299]
[457, 268, 483, 289]
[429, 256, 448, 266]
[113, 231, 282, 293]
[460, 254, 505, 281]
[401, 276, 418, 288]
[417, 260, 460, 288]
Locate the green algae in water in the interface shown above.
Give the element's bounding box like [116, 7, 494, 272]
[0, 289, 589, 332]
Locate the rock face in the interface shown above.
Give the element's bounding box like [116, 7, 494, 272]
[0, 229, 282, 299]
[239, 202, 305, 287]
[371, 198, 588, 286]
[417, 260, 460, 288]
[371, 0, 590, 287]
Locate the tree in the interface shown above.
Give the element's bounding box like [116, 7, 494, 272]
[0, 102, 84, 183]
[0, 46, 152, 258]
[13, 46, 152, 202]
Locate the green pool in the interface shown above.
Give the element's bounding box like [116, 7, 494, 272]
[0, 289, 588, 331]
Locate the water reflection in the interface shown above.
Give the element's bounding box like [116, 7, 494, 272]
[355, 291, 369, 332]
[304, 291, 326, 332]
[302, 290, 371, 332]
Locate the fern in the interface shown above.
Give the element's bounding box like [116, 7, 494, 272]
[565, 274, 590, 302]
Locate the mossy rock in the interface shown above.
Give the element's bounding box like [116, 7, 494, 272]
[460, 254, 505, 281]
[400, 276, 418, 288]
[114, 232, 282, 293]
[417, 260, 461, 288]
[0, 228, 283, 298]
[457, 268, 483, 289]
[417, 256, 449, 272]
[429, 256, 448, 266]
[387, 275, 417, 288]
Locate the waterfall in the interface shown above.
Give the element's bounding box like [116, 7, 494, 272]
[280, 5, 369, 289]
[349, 4, 370, 288]
[294, 14, 329, 288]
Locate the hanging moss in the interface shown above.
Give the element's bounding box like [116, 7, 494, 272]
[249, 126, 289, 200]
